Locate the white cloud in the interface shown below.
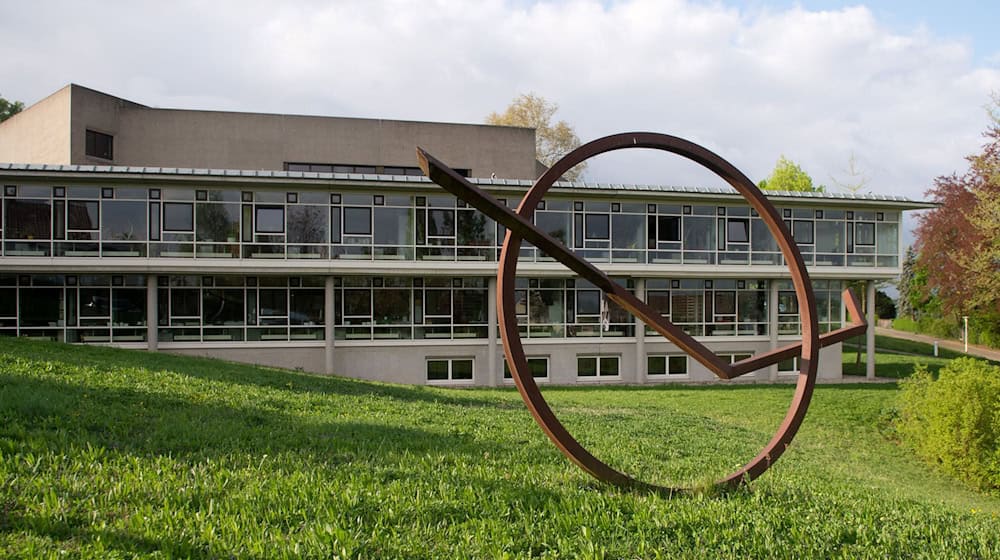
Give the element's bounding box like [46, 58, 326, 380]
[2, 0, 998, 200]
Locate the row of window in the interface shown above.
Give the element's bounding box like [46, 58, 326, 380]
[0, 274, 844, 343]
[430, 352, 801, 383]
[0, 184, 901, 266]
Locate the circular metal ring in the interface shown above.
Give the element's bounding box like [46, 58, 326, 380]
[498, 132, 820, 493]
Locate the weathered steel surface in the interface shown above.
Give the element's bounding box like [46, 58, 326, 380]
[417, 132, 867, 493]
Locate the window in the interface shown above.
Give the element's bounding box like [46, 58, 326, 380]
[792, 220, 814, 244]
[503, 357, 549, 381]
[584, 214, 609, 240]
[255, 206, 285, 234]
[855, 222, 875, 246]
[85, 129, 114, 160]
[648, 355, 688, 376]
[163, 202, 194, 232]
[426, 358, 474, 383]
[577, 355, 620, 378]
[657, 216, 681, 242]
[343, 207, 372, 235]
[727, 218, 749, 243]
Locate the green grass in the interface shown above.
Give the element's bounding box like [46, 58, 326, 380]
[842, 334, 998, 378]
[2, 338, 999, 558]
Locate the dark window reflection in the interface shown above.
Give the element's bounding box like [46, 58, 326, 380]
[163, 203, 194, 231]
[290, 290, 324, 324]
[287, 206, 328, 243]
[343, 207, 371, 235]
[5, 200, 51, 239]
[103, 201, 147, 241]
[202, 289, 244, 325]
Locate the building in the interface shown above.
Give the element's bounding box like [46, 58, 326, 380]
[0, 85, 932, 385]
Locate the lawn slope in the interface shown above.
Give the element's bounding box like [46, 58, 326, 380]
[1, 338, 998, 558]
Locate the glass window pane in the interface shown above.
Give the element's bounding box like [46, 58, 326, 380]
[428, 209, 455, 237]
[5, 199, 51, 239]
[576, 290, 601, 315]
[536, 211, 571, 245]
[80, 287, 110, 317]
[290, 289, 324, 325]
[750, 219, 776, 251]
[68, 201, 99, 230]
[658, 216, 680, 242]
[343, 207, 371, 235]
[196, 203, 240, 241]
[815, 221, 844, 253]
[578, 357, 597, 376]
[374, 207, 413, 245]
[457, 210, 492, 246]
[427, 360, 449, 381]
[102, 201, 148, 241]
[19, 288, 62, 326]
[528, 358, 547, 378]
[648, 355, 666, 375]
[424, 290, 451, 316]
[259, 289, 288, 316]
[287, 206, 328, 243]
[163, 202, 194, 231]
[714, 291, 736, 315]
[255, 206, 284, 234]
[727, 219, 749, 243]
[793, 220, 814, 244]
[668, 355, 688, 374]
[671, 292, 704, 323]
[202, 289, 244, 325]
[454, 289, 486, 324]
[343, 289, 371, 316]
[611, 214, 643, 248]
[599, 357, 619, 376]
[876, 223, 896, 252]
[682, 217, 714, 250]
[452, 359, 473, 380]
[374, 288, 410, 324]
[585, 214, 609, 239]
[170, 288, 200, 317]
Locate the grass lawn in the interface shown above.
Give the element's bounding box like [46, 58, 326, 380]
[842, 334, 998, 378]
[2, 337, 999, 558]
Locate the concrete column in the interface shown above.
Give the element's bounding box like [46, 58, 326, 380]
[866, 280, 876, 379]
[487, 275, 498, 387]
[634, 278, 646, 384]
[768, 278, 779, 381]
[146, 274, 158, 352]
[325, 276, 335, 375]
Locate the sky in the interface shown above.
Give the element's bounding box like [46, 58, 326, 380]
[2, 0, 999, 213]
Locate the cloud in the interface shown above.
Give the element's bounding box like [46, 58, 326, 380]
[2, 0, 998, 200]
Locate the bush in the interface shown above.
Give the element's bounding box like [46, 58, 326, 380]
[917, 316, 959, 338]
[896, 358, 1000, 492]
[892, 317, 919, 333]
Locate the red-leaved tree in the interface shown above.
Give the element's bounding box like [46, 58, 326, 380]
[915, 125, 1000, 316]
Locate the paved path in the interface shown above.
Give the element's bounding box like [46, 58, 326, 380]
[875, 327, 1000, 363]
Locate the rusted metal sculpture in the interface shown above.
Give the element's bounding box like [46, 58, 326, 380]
[417, 132, 867, 493]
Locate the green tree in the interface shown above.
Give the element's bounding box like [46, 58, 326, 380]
[0, 94, 24, 123]
[486, 93, 585, 181]
[897, 246, 917, 320]
[875, 289, 896, 320]
[758, 156, 824, 192]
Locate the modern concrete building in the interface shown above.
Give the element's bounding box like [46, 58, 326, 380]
[0, 85, 932, 385]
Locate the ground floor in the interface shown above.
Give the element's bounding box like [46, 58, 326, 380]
[0, 272, 878, 385]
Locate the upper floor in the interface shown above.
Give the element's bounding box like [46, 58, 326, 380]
[0, 84, 539, 179]
[0, 164, 932, 279]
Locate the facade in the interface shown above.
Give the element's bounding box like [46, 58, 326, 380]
[0, 86, 932, 385]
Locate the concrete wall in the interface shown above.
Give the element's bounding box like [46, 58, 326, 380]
[161, 338, 844, 386]
[69, 85, 146, 165]
[0, 86, 71, 164]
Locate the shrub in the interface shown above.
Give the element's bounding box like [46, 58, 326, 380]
[917, 316, 959, 338]
[896, 358, 1000, 492]
[892, 317, 918, 333]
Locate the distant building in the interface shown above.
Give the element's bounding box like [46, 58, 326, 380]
[0, 85, 931, 385]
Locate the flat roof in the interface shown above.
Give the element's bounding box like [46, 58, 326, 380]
[0, 162, 936, 208]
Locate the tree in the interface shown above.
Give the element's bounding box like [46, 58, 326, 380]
[758, 156, 824, 192]
[830, 152, 870, 195]
[486, 93, 585, 181]
[875, 289, 897, 320]
[0, 94, 24, 123]
[897, 246, 917, 320]
[915, 125, 1000, 316]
